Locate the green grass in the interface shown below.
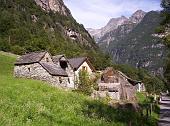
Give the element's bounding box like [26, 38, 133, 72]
[136, 92, 159, 124]
[0, 52, 124, 126]
[0, 52, 160, 126]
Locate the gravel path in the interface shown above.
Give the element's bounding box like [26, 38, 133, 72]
[158, 93, 170, 126]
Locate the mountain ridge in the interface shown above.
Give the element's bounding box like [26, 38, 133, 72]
[87, 10, 146, 42]
[103, 11, 167, 74]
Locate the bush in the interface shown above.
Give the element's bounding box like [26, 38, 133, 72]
[11, 45, 25, 55]
[77, 70, 98, 95]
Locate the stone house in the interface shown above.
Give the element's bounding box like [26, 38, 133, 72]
[14, 51, 71, 88]
[53, 54, 75, 88]
[68, 57, 95, 82]
[94, 67, 141, 101]
[14, 51, 95, 89]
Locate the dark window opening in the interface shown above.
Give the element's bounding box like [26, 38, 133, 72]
[68, 78, 70, 84]
[60, 61, 68, 70]
[108, 88, 118, 92]
[70, 34, 77, 38]
[116, 78, 119, 83]
[28, 68, 30, 72]
[101, 75, 104, 82]
[59, 77, 62, 84]
[82, 66, 87, 71]
[46, 57, 49, 62]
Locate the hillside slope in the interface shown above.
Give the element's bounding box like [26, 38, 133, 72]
[0, 0, 111, 69]
[0, 52, 121, 126]
[0, 52, 160, 126]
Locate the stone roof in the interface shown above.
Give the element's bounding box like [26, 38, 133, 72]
[68, 57, 95, 71]
[101, 67, 141, 86]
[40, 62, 68, 76]
[117, 71, 141, 86]
[15, 51, 47, 65]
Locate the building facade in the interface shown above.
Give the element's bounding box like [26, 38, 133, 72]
[14, 51, 95, 89]
[94, 67, 141, 101]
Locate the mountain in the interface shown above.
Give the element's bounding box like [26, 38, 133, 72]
[87, 10, 146, 42]
[35, 0, 71, 16]
[0, 0, 112, 69]
[87, 10, 167, 74]
[130, 10, 147, 23]
[102, 11, 167, 75]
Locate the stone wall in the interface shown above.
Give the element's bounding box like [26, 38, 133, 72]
[65, 62, 75, 88]
[91, 91, 120, 100]
[118, 75, 136, 101]
[14, 63, 69, 88]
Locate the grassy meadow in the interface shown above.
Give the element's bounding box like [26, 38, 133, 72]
[0, 52, 159, 126]
[0, 52, 124, 126]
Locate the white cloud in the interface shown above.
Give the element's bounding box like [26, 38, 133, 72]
[64, 0, 161, 29]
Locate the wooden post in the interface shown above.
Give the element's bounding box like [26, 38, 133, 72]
[8, 36, 11, 45]
[128, 120, 132, 126]
[146, 107, 149, 119]
[149, 104, 152, 117]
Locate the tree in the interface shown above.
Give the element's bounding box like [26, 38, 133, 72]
[161, 0, 170, 12]
[77, 70, 99, 95]
[161, 0, 170, 91]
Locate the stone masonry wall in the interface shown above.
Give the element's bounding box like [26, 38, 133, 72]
[14, 63, 69, 88]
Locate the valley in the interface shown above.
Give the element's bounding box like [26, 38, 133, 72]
[88, 10, 167, 75]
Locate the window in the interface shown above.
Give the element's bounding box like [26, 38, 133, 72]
[59, 77, 62, 84]
[28, 68, 30, 72]
[116, 78, 119, 83]
[82, 66, 87, 71]
[46, 57, 49, 62]
[60, 61, 68, 70]
[68, 78, 70, 84]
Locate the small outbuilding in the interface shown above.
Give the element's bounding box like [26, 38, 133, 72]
[14, 51, 69, 88]
[95, 67, 141, 101]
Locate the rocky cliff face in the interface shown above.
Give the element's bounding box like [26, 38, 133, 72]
[34, 0, 71, 16]
[104, 11, 167, 75]
[34, 0, 96, 49]
[130, 10, 146, 23]
[88, 10, 167, 75]
[87, 10, 146, 43]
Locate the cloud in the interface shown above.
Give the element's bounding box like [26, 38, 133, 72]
[64, 0, 161, 29]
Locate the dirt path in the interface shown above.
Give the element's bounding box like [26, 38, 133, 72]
[158, 93, 170, 126]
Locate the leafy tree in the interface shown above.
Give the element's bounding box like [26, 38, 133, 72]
[77, 70, 92, 95]
[77, 70, 99, 95]
[0, 0, 113, 70]
[161, 0, 170, 12]
[161, 0, 170, 90]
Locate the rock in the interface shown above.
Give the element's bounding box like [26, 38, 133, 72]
[34, 0, 71, 16]
[87, 10, 146, 43]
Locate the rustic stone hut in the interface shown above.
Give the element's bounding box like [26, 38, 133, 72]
[96, 67, 140, 101]
[14, 51, 69, 88]
[53, 55, 75, 88]
[14, 52, 96, 89]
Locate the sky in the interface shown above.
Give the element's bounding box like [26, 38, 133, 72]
[64, 0, 162, 29]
